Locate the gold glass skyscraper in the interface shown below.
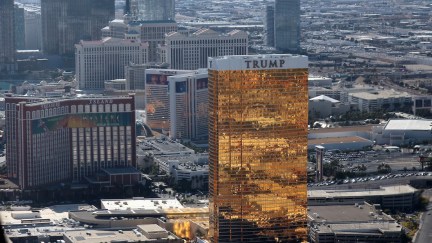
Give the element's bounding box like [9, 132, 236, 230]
[208, 55, 308, 243]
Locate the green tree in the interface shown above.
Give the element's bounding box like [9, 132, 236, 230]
[377, 163, 391, 174]
[150, 163, 159, 175]
[323, 159, 342, 177]
[175, 179, 192, 192]
[357, 164, 367, 171]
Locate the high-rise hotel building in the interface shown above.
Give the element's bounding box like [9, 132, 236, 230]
[134, 0, 175, 21]
[0, 0, 17, 72]
[24, 7, 42, 51]
[6, 95, 136, 189]
[41, 0, 115, 55]
[75, 37, 148, 90]
[162, 29, 248, 70]
[168, 69, 209, 141]
[145, 69, 194, 132]
[274, 0, 301, 53]
[15, 5, 26, 50]
[208, 55, 308, 242]
[125, 62, 169, 90]
[264, 5, 275, 47]
[102, 18, 177, 62]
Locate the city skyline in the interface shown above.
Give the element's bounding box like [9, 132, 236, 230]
[2, 1, 432, 243]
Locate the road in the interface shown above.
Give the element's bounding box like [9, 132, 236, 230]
[415, 189, 432, 243]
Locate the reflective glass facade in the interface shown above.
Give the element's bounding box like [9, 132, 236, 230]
[41, 0, 114, 55]
[145, 69, 194, 132]
[0, 0, 16, 72]
[208, 55, 308, 243]
[264, 5, 275, 47]
[274, 0, 300, 52]
[135, 0, 175, 21]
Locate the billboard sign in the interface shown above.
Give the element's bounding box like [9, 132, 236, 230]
[32, 112, 132, 134]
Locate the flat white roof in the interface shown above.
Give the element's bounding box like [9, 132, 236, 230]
[138, 224, 167, 233]
[101, 198, 184, 211]
[308, 76, 332, 81]
[0, 204, 93, 225]
[308, 185, 418, 198]
[309, 95, 340, 103]
[350, 90, 411, 100]
[64, 229, 173, 242]
[385, 119, 432, 131]
[315, 222, 402, 234]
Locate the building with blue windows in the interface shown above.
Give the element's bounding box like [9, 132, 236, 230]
[274, 0, 301, 53]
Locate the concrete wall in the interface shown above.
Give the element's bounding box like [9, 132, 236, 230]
[309, 130, 372, 140]
[309, 100, 333, 118]
[373, 127, 432, 146]
[308, 140, 374, 151]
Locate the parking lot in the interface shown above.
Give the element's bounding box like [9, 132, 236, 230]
[318, 149, 422, 173]
[309, 171, 432, 188]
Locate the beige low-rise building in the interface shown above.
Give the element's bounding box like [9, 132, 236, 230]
[309, 95, 350, 118]
[308, 185, 420, 211]
[308, 202, 402, 243]
[63, 225, 182, 243]
[348, 89, 412, 112]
